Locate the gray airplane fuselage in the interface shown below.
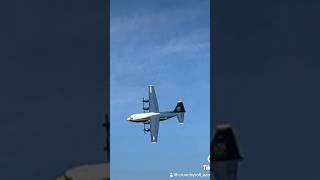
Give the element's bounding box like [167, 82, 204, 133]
[127, 111, 179, 124]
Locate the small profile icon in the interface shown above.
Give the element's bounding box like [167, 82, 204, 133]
[170, 172, 174, 177]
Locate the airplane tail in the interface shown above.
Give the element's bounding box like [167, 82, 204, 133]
[211, 124, 242, 180]
[173, 101, 185, 124]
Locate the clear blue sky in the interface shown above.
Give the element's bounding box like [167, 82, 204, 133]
[110, 0, 210, 179]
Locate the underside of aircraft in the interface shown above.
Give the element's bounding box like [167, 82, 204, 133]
[127, 85, 185, 143]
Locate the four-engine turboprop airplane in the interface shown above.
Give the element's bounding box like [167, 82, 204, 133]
[127, 85, 185, 143]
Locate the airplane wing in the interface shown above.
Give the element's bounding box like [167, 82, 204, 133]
[148, 85, 159, 113]
[150, 116, 160, 143]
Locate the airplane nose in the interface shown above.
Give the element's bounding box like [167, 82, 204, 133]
[127, 116, 132, 121]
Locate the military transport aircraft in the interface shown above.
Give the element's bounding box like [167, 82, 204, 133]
[127, 85, 185, 143]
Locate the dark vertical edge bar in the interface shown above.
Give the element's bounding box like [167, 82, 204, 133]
[103, 0, 110, 166]
[210, 0, 215, 179]
[210, 0, 215, 142]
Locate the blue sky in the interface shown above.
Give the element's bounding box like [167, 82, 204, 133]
[110, 0, 210, 179]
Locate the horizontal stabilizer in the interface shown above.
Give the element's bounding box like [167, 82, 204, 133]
[177, 113, 184, 124]
[173, 101, 185, 124]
